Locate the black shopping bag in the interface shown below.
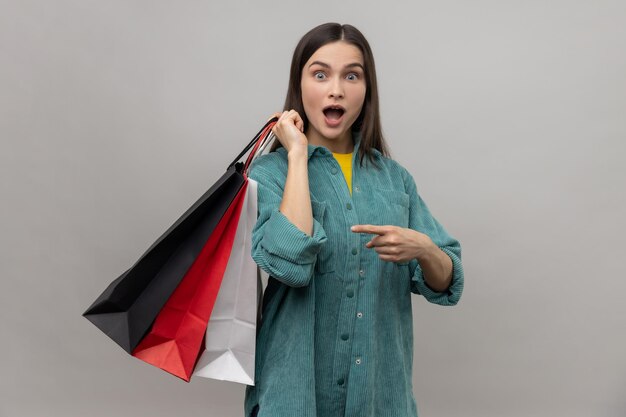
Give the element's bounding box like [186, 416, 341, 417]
[83, 118, 276, 353]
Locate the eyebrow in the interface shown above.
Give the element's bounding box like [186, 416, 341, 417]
[308, 61, 365, 71]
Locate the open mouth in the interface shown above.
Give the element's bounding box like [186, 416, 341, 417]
[323, 106, 345, 125]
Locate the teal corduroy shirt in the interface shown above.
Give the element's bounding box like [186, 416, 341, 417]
[244, 133, 464, 417]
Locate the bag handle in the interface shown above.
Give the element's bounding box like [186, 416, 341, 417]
[228, 117, 278, 172]
[243, 123, 275, 173]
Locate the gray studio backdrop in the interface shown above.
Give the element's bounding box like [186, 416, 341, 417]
[1, 1, 625, 416]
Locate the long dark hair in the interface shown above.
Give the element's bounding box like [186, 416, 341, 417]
[270, 22, 389, 167]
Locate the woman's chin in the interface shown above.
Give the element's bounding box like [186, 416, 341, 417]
[309, 120, 352, 142]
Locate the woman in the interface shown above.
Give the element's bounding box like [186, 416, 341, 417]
[245, 22, 464, 417]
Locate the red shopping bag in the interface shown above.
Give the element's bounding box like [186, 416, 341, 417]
[131, 180, 249, 381]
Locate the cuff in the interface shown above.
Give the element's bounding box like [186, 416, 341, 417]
[260, 208, 327, 265]
[411, 246, 464, 306]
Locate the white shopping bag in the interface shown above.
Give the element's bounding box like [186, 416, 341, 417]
[193, 178, 260, 385]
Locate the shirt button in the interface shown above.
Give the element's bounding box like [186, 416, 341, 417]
[359, 269, 365, 277]
[355, 186, 360, 192]
[351, 248, 358, 255]
[337, 377, 345, 386]
[341, 333, 349, 341]
[357, 312, 363, 318]
[346, 202, 352, 210]
[331, 167, 338, 174]
[355, 358, 362, 365]
[347, 290, 354, 298]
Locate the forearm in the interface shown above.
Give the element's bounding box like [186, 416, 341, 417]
[279, 149, 313, 236]
[417, 242, 453, 292]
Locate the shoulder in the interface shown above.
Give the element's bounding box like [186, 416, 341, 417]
[248, 150, 288, 182]
[377, 154, 407, 175]
[372, 154, 417, 193]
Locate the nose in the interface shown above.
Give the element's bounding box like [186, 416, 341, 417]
[328, 77, 344, 99]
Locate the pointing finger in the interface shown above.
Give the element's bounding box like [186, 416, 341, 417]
[351, 224, 387, 235]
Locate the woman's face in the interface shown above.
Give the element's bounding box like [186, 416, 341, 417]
[301, 41, 366, 146]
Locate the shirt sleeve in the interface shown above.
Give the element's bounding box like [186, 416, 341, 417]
[248, 160, 328, 288]
[403, 169, 464, 305]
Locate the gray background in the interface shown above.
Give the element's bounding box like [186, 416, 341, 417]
[1, 0, 625, 416]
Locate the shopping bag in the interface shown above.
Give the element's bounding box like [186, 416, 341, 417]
[83, 167, 243, 353]
[192, 178, 259, 385]
[129, 119, 276, 382]
[131, 181, 249, 381]
[83, 118, 276, 354]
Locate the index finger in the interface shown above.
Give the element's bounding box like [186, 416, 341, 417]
[351, 224, 390, 235]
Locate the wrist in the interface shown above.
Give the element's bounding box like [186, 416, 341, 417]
[415, 238, 439, 263]
[287, 146, 308, 161]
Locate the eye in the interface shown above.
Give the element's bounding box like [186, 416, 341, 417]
[346, 73, 359, 81]
[314, 71, 326, 80]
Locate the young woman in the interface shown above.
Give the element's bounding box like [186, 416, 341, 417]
[245, 22, 464, 417]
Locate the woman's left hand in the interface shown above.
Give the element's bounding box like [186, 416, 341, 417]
[350, 224, 434, 264]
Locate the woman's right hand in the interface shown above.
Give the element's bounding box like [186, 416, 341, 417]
[268, 110, 308, 155]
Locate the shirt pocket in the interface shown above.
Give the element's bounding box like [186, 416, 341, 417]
[311, 199, 336, 274]
[367, 187, 410, 229]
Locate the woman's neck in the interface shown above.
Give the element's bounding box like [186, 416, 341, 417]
[306, 128, 354, 154]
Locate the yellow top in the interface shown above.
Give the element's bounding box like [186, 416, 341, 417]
[331, 152, 353, 195]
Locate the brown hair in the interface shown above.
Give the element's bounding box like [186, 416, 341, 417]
[270, 22, 390, 167]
